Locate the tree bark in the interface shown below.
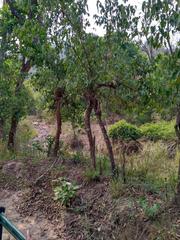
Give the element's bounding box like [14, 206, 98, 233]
[176, 159, 180, 204]
[175, 108, 180, 205]
[93, 98, 116, 174]
[84, 100, 96, 169]
[53, 88, 63, 157]
[175, 109, 180, 140]
[167, 35, 173, 55]
[0, 118, 4, 140]
[7, 114, 18, 150]
[122, 150, 126, 184]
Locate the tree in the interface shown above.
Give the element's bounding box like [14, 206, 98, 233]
[141, 0, 180, 203]
[0, 0, 48, 149]
[141, 0, 179, 55]
[60, 0, 143, 174]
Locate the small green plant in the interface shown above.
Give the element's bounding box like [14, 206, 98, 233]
[97, 155, 111, 176]
[138, 197, 161, 219]
[31, 135, 55, 156]
[109, 120, 142, 141]
[140, 120, 175, 141]
[45, 135, 54, 156]
[32, 140, 45, 153]
[71, 151, 85, 164]
[53, 177, 79, 206]
[84, 168, 100, 182]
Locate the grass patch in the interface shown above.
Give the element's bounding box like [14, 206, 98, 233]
[84, 168, 100, 182]
[127, 141, 178, 199]
[110, 178, 126, 199]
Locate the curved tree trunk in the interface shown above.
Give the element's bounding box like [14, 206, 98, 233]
[84, 100, 96, 169]
[94, 98, 116, 175]
[53, 88, 63, 157]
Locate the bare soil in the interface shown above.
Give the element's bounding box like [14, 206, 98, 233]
[1, 157, 180, 240]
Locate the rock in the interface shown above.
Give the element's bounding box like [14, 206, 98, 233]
[2, 161, 24, 178]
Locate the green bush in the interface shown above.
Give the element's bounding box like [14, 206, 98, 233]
[53, 177, 79, 206]
[140, 121, 175, 141]
[109, 120, 142, 141]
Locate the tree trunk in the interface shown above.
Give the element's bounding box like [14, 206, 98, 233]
[122, 148, 126, 184]
[176, 158, 180, 204]
[53, 88, 63, 157]
[7, 115, 18, 150]
[175, 109, 180, 140]
[94, 98, 116, 174]
[167, 36, 173, 55]
[7, 59, 31, 151]
[0, 118, 4, 140]
[175, 108, 180, 205]
[84, 100, 96, 169]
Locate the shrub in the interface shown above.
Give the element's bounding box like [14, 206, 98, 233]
[53, 177, 80, 206]
[0, 141, 14, 161]
[140, 121, 175, 141]
[71, 152, 85, 164]
[109, 120, 142, 141]
[138, 197, 161, 219]
[17, 118, 37, 146]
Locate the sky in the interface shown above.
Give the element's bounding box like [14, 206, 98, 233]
[0, 0, 178, 42]
[0, 0, 143, 36]
[86, 0, 143, 35]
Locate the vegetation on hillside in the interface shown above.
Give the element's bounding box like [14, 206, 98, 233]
[0, 0, 179, 239]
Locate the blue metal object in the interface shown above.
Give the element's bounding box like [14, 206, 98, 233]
[0, 207, 26, 240]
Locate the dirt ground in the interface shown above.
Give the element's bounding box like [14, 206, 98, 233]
[1, 157, 180, 240]
[0, 190, 59, 240]
[0, 118, 180, 240]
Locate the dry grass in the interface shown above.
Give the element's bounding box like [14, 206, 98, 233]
[112, 141, 179, 201]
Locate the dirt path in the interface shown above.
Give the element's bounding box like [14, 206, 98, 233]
[0, 190, 59, 240]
